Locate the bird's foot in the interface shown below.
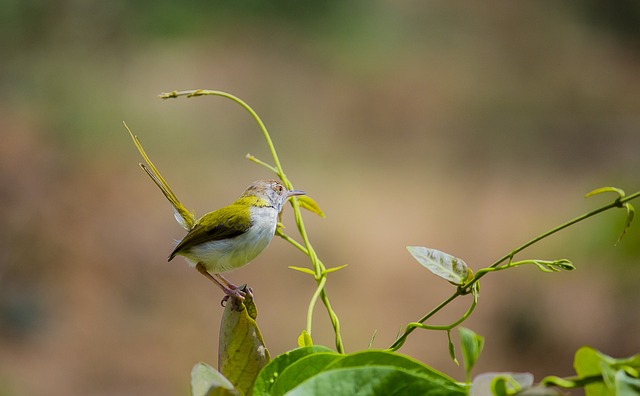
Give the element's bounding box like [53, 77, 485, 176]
[220, 284, 253, 307]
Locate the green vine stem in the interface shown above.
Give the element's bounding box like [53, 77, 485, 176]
[389, 190, 640, 351]
[160, 90, 345, 353]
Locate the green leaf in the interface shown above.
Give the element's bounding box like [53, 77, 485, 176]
[535, 259, 574, 272]
[368, 329, 377, 349]
[550, 259, 575, 271]
[407, 246, 471, 285]
[616, 370, 640, 395]
[326, 350, 464, 393]
[584, 186, 636, 244]
[297, 330, 313, 348]
[286, 366, 463, 396]
[459, 327, 484, 382]
[297, 195, 326, 218]
[253, 346, 334, 396]
[585, 186, 625, 199]
[190, 362, 239, 396]
[324, 264, 349, 274]
[270, 352, 342, 396]
[288, 266, 316, 276]
[256, 349, 465, 396]
[446, 330, 459, 366]
[574, 347, 640, 396]
[471, 372, 533, 396]
[218, 294, 270, 396]
[574, 346, 613, 396]
[616, 202, 635, 244]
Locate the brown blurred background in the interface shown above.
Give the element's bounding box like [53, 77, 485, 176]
[1, 1, 639, 395]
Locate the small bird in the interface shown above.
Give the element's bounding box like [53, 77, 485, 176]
[126, 125, 305, 299]
[168, 179, 305, 298]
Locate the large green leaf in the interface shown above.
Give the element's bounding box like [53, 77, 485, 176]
[270, 352, 342, 396]
[253, 345, 334, 396]
[407, 246, 472, 285]
[326, 350, 464, 393]
[256, 348, 464, 396]
[218, 294, 270, 396]
[286, 366, 461, 396]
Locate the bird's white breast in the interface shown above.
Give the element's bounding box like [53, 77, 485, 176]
[181, 206, 278, 274]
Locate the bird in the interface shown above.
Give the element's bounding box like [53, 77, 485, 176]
[126, 125, 304, 300]
[168, 179, 305, 299]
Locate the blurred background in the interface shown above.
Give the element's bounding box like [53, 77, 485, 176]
[1, 1, 639, 395]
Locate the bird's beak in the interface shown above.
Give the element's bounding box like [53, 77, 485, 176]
[285, 189, 306, 199]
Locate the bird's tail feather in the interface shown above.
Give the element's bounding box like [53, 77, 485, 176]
[124, 122, 196, 230]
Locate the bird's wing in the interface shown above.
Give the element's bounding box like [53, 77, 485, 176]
[168, 206, 251, 261]
[125, 122, 196, 230]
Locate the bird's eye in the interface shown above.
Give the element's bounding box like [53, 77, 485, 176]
[275, 184, 284, 194]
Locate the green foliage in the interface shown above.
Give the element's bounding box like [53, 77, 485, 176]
[253, 345, 335, 396]
[255, 348, 465, 396]
[130, 90, 640, 395]
[573, 347, 640, 395]
[539, 347, 640, 395]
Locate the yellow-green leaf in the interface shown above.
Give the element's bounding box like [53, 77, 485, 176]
[219, 292, 271, 395]
[297, 195, 325, 218]
[585, 186, 625, 199]
[297, 330, 314, 347]
[324, 264, 349, 274]
[289, 266, 316, 276]
[616, 203, 635, 245]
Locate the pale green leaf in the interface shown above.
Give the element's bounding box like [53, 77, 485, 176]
[407, 246, 470, 285]
[616, 370, 640, 395]
[471, 372, 533, 396]
[190, 362, 239, 396]
[459, 327, 484, 381]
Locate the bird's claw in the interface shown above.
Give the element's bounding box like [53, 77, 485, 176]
[220, 287, 248, 307]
